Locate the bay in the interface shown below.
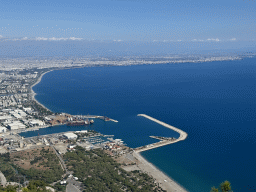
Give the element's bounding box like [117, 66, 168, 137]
[20, 57, 256, 192]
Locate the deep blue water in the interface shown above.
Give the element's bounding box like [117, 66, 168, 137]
[20, 57, 256, 192]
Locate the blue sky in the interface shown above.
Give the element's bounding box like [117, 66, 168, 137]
[0, 0, 255, 42]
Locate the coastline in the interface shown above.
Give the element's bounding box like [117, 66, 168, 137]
[133, 114, 188, 191]
[30, 70, 53, 112]
[28, 67, 189, 192]
[133, 152, 188, 192]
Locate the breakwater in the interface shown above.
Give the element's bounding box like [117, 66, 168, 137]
[135, 114, 188, 152]
[134, 114, 189, 191]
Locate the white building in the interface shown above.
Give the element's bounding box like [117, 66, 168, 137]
[23, 107, 33, 114]
[12, 113, 22, 119]
[23, 107, 32, 112]
[0, 126, 7, 132]
[7, 121, 26, 130]
[29, 120, 45, 126]
[18, 110, 27, 117]
[0, 115, 13, 122]
[63, 133, 78, 140]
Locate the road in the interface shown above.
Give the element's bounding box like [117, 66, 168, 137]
[51, 145, 67, 173]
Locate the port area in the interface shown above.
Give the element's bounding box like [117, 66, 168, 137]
[51, 114, 119, 126]
[134, 114, 188, 152]
[0, 129, 127, 155]
[49, 114, 118, 126]
[96, 116, 118, 122]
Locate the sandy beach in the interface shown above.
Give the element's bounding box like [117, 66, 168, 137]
[132, 114, 189, 191]
[133, 152, 188, 192]
[30, 70, 53, 112]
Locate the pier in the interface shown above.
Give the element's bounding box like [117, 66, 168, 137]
[95, 116, 119, 122]
[135, 114, 188, 152]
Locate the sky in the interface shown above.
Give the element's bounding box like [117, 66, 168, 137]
[0, 0, 255, 42]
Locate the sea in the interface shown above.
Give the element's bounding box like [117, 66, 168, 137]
[20, 57, 256, 192]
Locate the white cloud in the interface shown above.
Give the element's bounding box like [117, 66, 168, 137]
[69, 37, 83, 40]
[230, 38, 236, 41]
[28, 37, 85, 41]
[207, 38, 220, 42]
[191, 39, 204, 42]
[48, 37, 68, 41]
[9, 37, 29, 41]
[0, 35, 3, 39]
[34, 37, 83, 41]
[35, 37, 48, 41]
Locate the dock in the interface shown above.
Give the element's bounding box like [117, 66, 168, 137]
[135, 114, 188, 152]
[95, 116, 118, 122]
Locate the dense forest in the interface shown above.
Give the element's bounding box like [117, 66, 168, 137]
[64, 146, 165, 192]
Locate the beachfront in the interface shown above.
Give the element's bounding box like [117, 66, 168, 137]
[130, 114, 188, 192]
[133, 152, 188, 192]
[30, 70, 53, 112]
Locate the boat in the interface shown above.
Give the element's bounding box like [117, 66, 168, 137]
[67, 120, 90, 126]
[90, 119, 94, 124]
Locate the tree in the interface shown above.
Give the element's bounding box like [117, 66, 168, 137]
[211, 186, 219, 192]
[211, 180, 232, 192]
[220, 180, 232, 192]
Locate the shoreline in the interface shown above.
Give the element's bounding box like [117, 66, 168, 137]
[28, 67, 189, 192]
[30, 70, 54, 112]
[134, 152, 188, 192]
[134, 114, 188, 192]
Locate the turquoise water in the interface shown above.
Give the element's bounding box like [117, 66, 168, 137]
[20, 58, 256, 192]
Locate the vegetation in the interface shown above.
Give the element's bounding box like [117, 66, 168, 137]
[53, 182, 66, 192]
[0, 180, 51, 192]
[0, 148, 64, 184]
[14, 148, 64, 183]
[0, 153, 17, 182]
[211, 180, 232, 192]
[64, 146, 165, 192]
[22, 180, 51, 192]
[23, 100, 53, 117]
[0, 185, 17, 192]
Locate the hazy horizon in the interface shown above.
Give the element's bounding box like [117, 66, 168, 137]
[0, 40, 255, 58]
